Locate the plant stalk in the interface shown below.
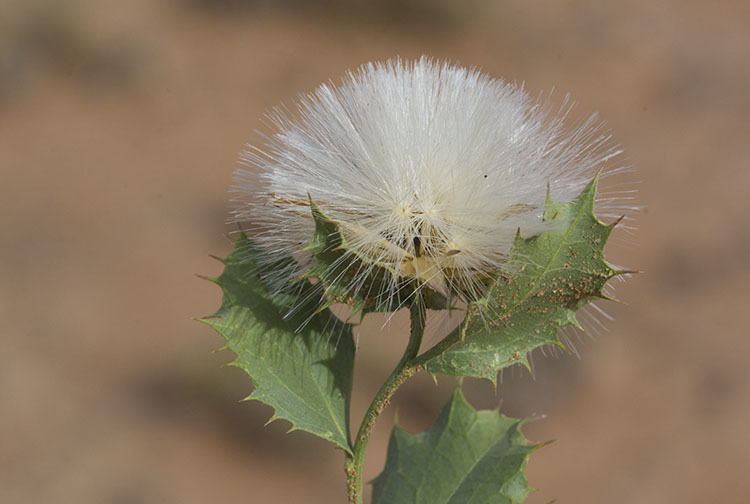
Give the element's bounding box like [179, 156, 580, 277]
[345, 299, 426, 504]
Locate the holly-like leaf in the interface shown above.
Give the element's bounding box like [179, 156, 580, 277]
[418, 177, 623, 382]
[372, 387, 537, 504]
[202, 234, 355, 453]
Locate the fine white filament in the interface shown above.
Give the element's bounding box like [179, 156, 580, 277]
[231, 57, 631, 315]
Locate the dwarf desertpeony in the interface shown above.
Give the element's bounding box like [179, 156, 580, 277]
[231, 57, 630, 313]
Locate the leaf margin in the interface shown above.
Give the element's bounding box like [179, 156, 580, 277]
[201, 233, 356, 453]
[371, 386, 541, 504]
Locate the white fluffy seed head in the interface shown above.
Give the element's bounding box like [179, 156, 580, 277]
[231, 57, 630, 311]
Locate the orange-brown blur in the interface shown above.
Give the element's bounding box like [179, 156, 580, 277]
[1, 1, 748, 502]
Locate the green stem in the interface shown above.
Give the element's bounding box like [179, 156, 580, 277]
[345, 299, 426, 504]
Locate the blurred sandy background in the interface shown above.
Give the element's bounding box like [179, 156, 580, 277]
[1, 0, 748, 502]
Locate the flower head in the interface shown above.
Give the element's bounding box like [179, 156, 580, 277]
[231, 57, 628, 313]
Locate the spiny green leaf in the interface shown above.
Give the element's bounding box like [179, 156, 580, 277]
[372, 387, 538, 504]
[202, 234, 355, 453]
[419, 177, 622, 383]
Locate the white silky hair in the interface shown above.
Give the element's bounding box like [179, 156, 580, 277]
[231, 56, 633, 320]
